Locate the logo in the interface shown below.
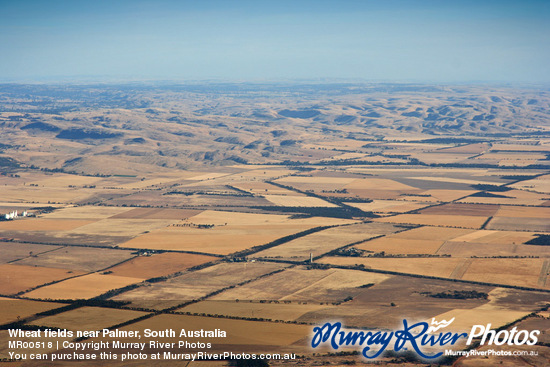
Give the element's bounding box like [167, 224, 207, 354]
[427, 317, 455, 333]
[311, 319, 540, 360]
[311, 319, 466, 359]
[467, 324, 539, 346]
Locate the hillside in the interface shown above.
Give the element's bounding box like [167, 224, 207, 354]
[0, 83, 549, 175]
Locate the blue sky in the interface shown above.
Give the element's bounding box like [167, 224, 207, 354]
[1, 0, 549, 83]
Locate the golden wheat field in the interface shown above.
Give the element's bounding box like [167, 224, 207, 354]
[0, 264, 84, 295]
[0, 297, 66, 324]
[24, 273, 144, 300]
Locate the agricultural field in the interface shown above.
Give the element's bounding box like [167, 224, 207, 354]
[25, 173, 104, 188]
[437, 240, 550, 258]
[110, 262, 289, 310]
[486, 217, 550, 232]
[64, 218, 178, 237]
[180, 300, 329, 322]
[494, 206, 550, 218]
[273, 176, 357, 192]
[344, 200, 432, 214]
[356, 226, 474, 254]
[0, 211, 157, 248]
[261, 194, 337, 207]
[404, 189, 479, 202]
[0, 218, 94, 232]
[23, 273, 144, 300]
[108, 208, 203, 220]
[511, 174, 550, 193]
[0, 185, 96, 204]
[357, 237, 448, 255]
[27, 306, 148, 331]
[418, 203, 499, 217]
[319, 256, 465, 278]
[461, 258, 548, 289]
[252, 222, 401, 260]
[374, 213, 489, 228]
[450, 229, 536, 244]
[106, 252, 218, 279]
[319, 256, 550, 289]
[340, 178, 424, 200]
[0, 297, 66, 324]
[206, 266, 392, 303]
[230, 181, 298, 195]
[12, 246, 135, 272]
[119, 210, 355, 254]
[435, 142, 490, 154]
[0, 264, 84, 296]
[41, 205, 132, 219]
[0, 242, 62, 263]
[104, 188, 274, 208]
[459, 188, 550, 206]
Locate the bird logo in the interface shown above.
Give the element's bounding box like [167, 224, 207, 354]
[427, 317, 455, 333]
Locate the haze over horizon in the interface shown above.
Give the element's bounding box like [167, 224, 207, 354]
[1, 0, 549, 84]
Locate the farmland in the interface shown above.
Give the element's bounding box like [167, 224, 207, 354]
[0, 242, 62, 263]
[374, 213, 490, 229]
[106, 252, 218, 279]
[319, 256, 465, 278]
[180, 300, 329, 322]
[356, 226, 474, 254]
[111, 262, 290, 310]
[119, 210, 355, 254]
[27, 307, 148, 331]
[0, 264, 84, 295]
[205, 266, 392, 303]
[12, 246, 135, 272]
[0, 297, 66, 324]
[0, 82, 549, 365]
[252, 222, 401, 260]
[319, 256, 550, 289]
[0, 218, 94, 232]
[23, 273, 144, 300]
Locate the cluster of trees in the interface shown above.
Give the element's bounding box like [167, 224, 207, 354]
[470, 184, 512, 192]
[0, 157, 20, 168]
[164, 189, 252, 197]
[253, 205, 374, 219]
[421, 290, 488, 300]
[306, 263, 330, 270]
[526, 234, 550, 246]
[333, 247, 365, 257]
[366, 251, 450, 258]
[470, 191, 510, 198]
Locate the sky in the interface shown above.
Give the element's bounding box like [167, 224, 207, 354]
[1, 0, 549, 83]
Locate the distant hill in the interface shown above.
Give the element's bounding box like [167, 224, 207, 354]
[0, 82, 549, 174]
